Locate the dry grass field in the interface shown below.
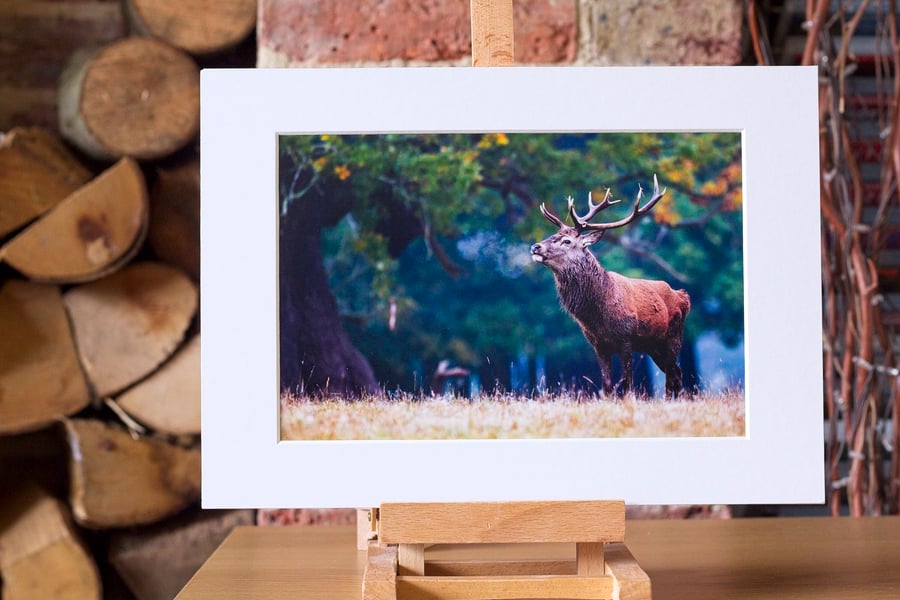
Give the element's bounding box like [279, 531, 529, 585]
[280, 390, 745, 440]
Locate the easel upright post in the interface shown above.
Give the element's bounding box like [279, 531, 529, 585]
[470, 0, 515, 66]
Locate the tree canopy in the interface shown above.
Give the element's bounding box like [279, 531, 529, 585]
[279, 131, 743, 395]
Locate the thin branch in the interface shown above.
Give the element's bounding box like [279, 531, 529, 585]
[802, 0, 830, 66]
[604, 233, 691, 284]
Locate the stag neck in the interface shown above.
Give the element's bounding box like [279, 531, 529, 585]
[553, 256, 613, 319]
[553, 249, 607, 288]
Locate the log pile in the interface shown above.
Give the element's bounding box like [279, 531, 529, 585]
[1, 3, 256, 598]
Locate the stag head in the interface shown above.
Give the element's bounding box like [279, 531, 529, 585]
[530, 175, 666, 269]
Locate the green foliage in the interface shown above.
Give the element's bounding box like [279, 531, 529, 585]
[280, 132, 744, 392]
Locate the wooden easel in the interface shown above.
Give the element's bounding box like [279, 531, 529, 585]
[359, 501, 650, 599]
[359, 4, 651, 599]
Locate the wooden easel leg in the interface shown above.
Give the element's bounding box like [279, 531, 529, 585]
[604, 543, 652, 600]
[576, 541, 606, 576]
[398, 543, 425, 576]
[469, 0, 514, 66]
[362, 542, 398, 600]
[358, 508, 378, 551]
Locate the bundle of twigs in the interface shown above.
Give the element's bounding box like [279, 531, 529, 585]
[749, 0, 900, 515]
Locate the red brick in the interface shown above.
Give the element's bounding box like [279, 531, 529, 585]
[257, 0, 576, 66]
[586, 0, 743, 65]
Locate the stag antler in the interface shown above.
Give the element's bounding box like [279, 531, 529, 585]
[539, 202, 565, 228]
[539, 175, 666, 233]
[570, 174, 666, 232]
[540, 190, 618, 229]
[566, 187, 620, 228]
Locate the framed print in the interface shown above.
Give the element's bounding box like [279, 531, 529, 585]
[201, 66, 823, 508]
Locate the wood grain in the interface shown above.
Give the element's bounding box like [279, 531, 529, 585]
[0, 482, 101, 600]
[63, 418, 200, 528]
[577, 541, 605, 576]
[379, 501, 625, 544]
[398, 543, 425, 576]
[362, 543, 397, 600]
[0, 280, 90, 435]
[605, 544, 650, 599]
[0, 127, 92, 237]
[125, 0, 256, 55]
[469, 0, 514, 66]
[176, 517, 900, 600]
[395, 574, 613, 599]
[59, 37, 199, 161]
[0, 157, 148, 283]
[116, 334, 201, 435]
[62, 261, 198, 397]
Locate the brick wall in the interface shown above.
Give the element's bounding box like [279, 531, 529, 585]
[258, 0, 744, 67]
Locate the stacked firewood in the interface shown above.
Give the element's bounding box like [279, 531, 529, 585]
[0, 1, 257, 599]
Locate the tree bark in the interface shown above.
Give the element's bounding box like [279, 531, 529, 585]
[280, 186, 378, 396]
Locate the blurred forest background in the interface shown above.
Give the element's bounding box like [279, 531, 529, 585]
[278, 131, 743, 398]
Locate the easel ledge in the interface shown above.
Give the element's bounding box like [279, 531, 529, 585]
[359, 501, 651, 600]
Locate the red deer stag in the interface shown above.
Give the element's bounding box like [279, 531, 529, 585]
[530, 175, 691, 398]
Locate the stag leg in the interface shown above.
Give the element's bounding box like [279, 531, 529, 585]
[619, 344, 633, 397]
[593, 351, 613, 396]
[648, 349, 681, 400]
[664, 363, 683, 400]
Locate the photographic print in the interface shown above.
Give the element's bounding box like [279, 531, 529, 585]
[201, 67, 823, 507]
[278, 132, 745, 441]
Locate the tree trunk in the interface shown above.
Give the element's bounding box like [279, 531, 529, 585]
[280, 188, 378, 396]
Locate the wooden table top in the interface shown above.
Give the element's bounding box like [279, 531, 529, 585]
[176, 516, 900, 599]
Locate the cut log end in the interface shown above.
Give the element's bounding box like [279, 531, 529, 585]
[116, 334, 201, 436]
[125, 0, 258, 56]
[0, 157, 149, 284]
[63, 419, 201, 529]
[63, 261, 199, 398]
[0, 280, 90, 436]
[0, 127, 92, 238]
[0, 482, 101, 600]
[59, 37, 200, 161]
